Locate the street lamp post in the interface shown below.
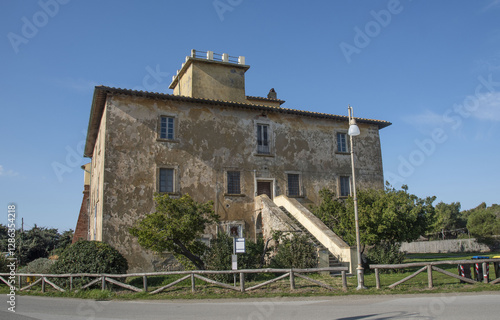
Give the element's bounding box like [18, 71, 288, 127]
[348, 105, 366, 290]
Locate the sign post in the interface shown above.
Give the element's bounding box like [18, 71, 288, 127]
[232, 238, 245, 287]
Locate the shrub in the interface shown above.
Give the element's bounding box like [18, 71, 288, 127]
[0, 255, 10, 273]
[204, 233, 266, 282]
[51, 240, 128, 274]
[49, 240, 127, 289]
[365, 242, 405, 272]
[19, 258, 55, 274]
[270, 233, 318, 269]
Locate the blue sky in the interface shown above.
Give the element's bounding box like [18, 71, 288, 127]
[1, 0, 499, 232]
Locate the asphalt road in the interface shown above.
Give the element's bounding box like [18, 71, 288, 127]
[2, 292, 499, 320]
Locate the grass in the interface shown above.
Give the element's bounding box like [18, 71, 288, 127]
[4, 252, 499, 300]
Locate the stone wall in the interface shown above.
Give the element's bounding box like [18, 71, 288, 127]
[400, 239, 490, 254]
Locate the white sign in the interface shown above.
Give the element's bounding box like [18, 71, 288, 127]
[232, 254, 238, 270]
[234, 238, 246, 253]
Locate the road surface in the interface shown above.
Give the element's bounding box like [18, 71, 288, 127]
[1, 292, 499, 320]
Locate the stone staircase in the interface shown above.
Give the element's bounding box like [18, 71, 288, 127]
[279, 206, 343, 275]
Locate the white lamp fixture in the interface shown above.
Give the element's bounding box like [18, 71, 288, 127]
[348, 109, 360, 136]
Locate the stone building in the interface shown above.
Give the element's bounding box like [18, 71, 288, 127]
[80, 50, 391, 272]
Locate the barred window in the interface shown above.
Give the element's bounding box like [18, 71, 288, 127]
[287, 174, 300, 197]
[227, 171, 241, 194]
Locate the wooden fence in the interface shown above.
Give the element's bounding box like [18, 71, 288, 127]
[0, 267, 348, 294]
[370, 258, 500, 289]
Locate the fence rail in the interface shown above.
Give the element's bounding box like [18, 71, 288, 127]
[0, 267, 348, 295]
[370, 258, 500, 289]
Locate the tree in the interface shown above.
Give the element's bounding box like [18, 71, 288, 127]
[50, 229, 74, 256]
[313, 185, 436, 248]
[466, 204, 500, 245]
[0, 225, 75, 265]
[130, 193, 218, 270]
[430, 202, 466, 239]
[16, 225, 60, 264]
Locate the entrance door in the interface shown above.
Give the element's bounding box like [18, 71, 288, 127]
[257, 181, 272, 199]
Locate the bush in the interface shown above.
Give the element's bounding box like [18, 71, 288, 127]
[270, 233, 318, 269]
[51, 240, 128, 274]
[0, 255, 10, 273]
[365, 242, 405, 272]
[49, 240, 127, 289]
[19, 258, 55, 274]
[204, 233, 266, 282]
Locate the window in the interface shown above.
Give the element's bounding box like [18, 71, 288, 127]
[227, 224, 243, 238]
[339, 176, 351, 197]
[337, 132, 348, 153]
[159, 168, 174, 193]
[227, 171, 241, 194]
[287, 174, 300, 197]
[160, 116, 175, 140]
[257, 124, 270, 154]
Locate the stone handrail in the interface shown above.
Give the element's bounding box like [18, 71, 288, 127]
[273, 195, 356, 273]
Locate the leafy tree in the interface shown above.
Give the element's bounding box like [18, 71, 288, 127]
[0, 225, 75, 265]
[17, 225, 60, 264]
[130, 193, 218, 270]
[0, 224, 9, 253]
[50, 229, 74, 257]
[430, 202, 466, 239]
[466, 204, 500, 245]
[313, 185, 435, 248]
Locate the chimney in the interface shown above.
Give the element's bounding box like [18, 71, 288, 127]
[267, 88, 277, 100]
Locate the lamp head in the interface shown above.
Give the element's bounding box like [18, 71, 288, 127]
[348, 118, 360, 136]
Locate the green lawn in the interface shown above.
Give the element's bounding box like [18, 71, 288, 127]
[3, 252, 499, 300]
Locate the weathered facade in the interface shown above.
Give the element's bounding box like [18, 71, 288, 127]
[82, 50, 390, 272]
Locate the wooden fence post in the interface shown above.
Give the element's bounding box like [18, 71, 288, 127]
[290, 270, 295, 290]
[191, 273, 195, 292]
[143, 275, 148, 292]
[70, 276, 73, 291]
[427, 265, 433, 289]
[101, 276, 106, 291]
[375, 268, 380, 289]
[240, 272, 245, 292]
[41, 277, 45, 293]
